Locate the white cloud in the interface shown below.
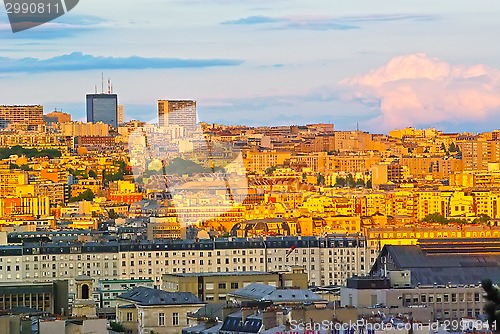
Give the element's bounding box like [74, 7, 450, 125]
[340, 53, 500, 131]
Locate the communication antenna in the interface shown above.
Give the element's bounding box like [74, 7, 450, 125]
[101, 72, 104, 94]
[108, 78, 111, 94]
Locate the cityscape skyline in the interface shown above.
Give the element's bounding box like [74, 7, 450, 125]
[1, 0, 500, 132]
[3, 1, 500, 332]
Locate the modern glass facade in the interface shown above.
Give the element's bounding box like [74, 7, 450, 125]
[86, 94, 118, 128]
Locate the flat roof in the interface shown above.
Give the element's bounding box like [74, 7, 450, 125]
[164, 271, 272, 277]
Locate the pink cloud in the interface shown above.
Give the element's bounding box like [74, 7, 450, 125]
[340, 53, 500, 131]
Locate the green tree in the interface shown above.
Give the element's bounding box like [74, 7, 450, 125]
[108, 209, 119, 219]
[317, 173, 325, 186]
[481, 279, 500, 330]
[473, 214, 491, 224]
[88, 170, 97, 178]
[366, 179, 372, 188]
[109, 321, 126, 332]
[265, 166, 277, 175]
[335, 177, 346, 187]
[81, 189, 95, 201]
[346, 174, 355, 188]
[20, 164, 33, 171]
[355, 178, 365, 188]
[422, 213, 448, 224]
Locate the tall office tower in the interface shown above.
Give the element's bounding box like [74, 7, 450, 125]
[158, 100, 197, 132]
[117, 104, 124, 125]
[0, 105, 43, 130]
[86, 94, 118, 128]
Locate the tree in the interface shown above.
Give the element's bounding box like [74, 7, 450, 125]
[346, 174, 355, 188]
[265, 166, 277, 175]
[317, 173, 325, 186]
[109, 321, 126, 332]
[473, 214, 491, 224]
[335, 177, 346, 187]
[108, 209, 119, 219]
[88, 170, 97, 178]
[81, 189, 95, 201]
[422, 213, 448, 224]
[20, 164, 33, 171]
[481, 279, 500, 331]
[366, 179, 372, 188]
[355, 178, 365, 188]
[69, 189, 95, 202]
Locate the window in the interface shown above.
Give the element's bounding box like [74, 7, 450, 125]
[172, 312, 179, 326]
[218, 283, 226, 289]
[126, 312, 133, 322]
[231, 282, 239, 289]
[159, 312, 165, 326]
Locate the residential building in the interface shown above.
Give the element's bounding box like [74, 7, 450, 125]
[158, 100, 197, 132]
[116, 286, 205, 334]
[161, 267, 308, 302]
[0, 105, 43, 130]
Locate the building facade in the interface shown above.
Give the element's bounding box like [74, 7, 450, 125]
[86, 94, 118, 128]
[158, 100, 197, 132]
[0, 105, 43, 130]
[0, 236, 368, 293]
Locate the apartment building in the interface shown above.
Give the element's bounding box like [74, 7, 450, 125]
[342, 276, 484, 322]
[161, 268, 308, 302]
[0, 236, 369, 293]
[0, 105, 43, 130]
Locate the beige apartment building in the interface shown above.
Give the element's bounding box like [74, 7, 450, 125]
[0, 105, 43, 130]
[161, 268, 308, 302]
[116, 286, 204, 334]
[0, 236, 369, 293]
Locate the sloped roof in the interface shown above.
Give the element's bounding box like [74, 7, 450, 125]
[377, 244, 500, 285]
[118, 286, 204, 306]
[220, 310, 262, 333]
[229, 283, 325, 303]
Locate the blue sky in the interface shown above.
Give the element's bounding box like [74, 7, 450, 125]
[1, 0, 500, 132]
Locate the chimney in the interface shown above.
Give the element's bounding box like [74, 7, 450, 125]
[241, 308, 253, 323]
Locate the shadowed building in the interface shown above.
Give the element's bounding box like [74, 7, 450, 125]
[86, 94, 118, 128]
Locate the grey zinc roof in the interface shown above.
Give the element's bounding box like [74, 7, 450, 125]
[383, 245, 500, 285]
[229, 283, 325, 303]
[118, 286, 204, 306]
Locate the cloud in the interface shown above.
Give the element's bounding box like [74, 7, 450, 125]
[221, 13, 438, 31]
[0, 51, 244, 73]
[223, 16, 282, 25]
[340, 53, 500, 131]
[222, 15, 358, 30]
[0, 14, 111, 39]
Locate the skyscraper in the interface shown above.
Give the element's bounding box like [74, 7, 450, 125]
[158, 100, 197, 132]
[86, 94, 118, 128]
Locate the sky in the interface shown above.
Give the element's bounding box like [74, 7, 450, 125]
[1, 0, 500, 133]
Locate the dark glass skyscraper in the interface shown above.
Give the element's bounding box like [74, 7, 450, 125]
[86, 94, 118, 128]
